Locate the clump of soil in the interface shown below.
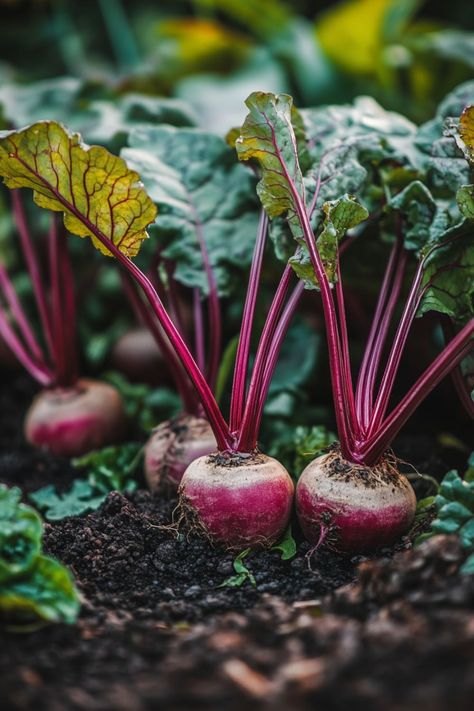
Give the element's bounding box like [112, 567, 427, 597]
[44, 490, 356, 623]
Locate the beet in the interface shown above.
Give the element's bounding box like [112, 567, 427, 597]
[24, 379, 126, 457]
[179, 452, 294, 549]
[296, 449, 416, 552]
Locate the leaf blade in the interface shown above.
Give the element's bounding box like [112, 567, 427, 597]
[0, 121, 157, 258]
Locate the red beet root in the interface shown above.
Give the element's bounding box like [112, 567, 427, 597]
[111, 327, 169, 386]
[296, 449, 416, 553]
[24, 379, 126, 457]
[144, 414, 216, 491]
[179, 452, 294, 549]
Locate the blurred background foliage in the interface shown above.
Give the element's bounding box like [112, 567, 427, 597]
[0, 0, 473, 133]
[0, 0, 472, 451]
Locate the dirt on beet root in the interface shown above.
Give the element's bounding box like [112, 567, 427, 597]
[1, 373, 473, 711]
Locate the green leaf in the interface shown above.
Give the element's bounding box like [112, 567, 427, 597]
[460, 552, 474, 575]
[30, 442, 143, 521]
[0, 555, 80, 625]
[0, 484, 80, 627]
[457, 185, 474, 220]
[269, 425, 336, 479]
[0, 121, 157, 258]
[416, 83, 474, 194]
[103, 371, 180, 432]
[29, 481, 106, 521]
[122, 125, 259, 296]
[419, 228, 474, 322]
[291, 195, 368, 288]
[268, 320, 319, 401]
[271, 526, 297, 561]
[74, 442, 142, 495]
[422, 458, 474, 568]
[219, 548, 256, 588]
[0, 78, 197, 149]
[0, 485, 42, 583]
[236, 91, 306, 242]
[415, 495, 436, 516]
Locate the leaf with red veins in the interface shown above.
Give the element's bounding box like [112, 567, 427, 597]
[0, 121, 157, 258]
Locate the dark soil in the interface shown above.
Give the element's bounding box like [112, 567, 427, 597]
[1, 373, 473, 710]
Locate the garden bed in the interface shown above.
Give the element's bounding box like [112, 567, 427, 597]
[1, 373, 473, 711]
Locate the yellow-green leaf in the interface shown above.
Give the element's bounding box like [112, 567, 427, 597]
[459, 105, 474, 164]
[0, 121, 157, 257]
[235, 91, 306, 241]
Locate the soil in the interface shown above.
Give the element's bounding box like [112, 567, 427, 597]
[1, 373, 473, 710]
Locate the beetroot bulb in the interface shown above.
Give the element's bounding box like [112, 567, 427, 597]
[145, 414, 216, 491]
[296, 447, 416, 553]
[0, 190, 126, 458]
[25, 379, 126, 458]
[179, 452, 294, 550]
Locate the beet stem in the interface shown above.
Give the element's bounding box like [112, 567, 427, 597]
[11, 189, 55, 359]
[360, 320, 474, 464]
[229, 210, 268, 432]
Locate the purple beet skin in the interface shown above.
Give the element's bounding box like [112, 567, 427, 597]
[144, 414, 217, 491]
[179, 453, 294, 549]
[296, 451, 417, 552]
[24, 379, 126, 457]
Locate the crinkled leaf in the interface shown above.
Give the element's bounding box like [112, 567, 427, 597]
[0, 484, 80, 626]
[302, 97, 420, 176]
[236, 91, 306, 242]
[0, 555, 80, 625]
[290, 195, 368, 288]
[416, 82, 474, 194]
[423, 461, 474, 574]
[387, 181, 439, 250]
[73, 442, 142, 495]
[457, 185, 474, 220]
[317, 195, 368, 279]
[0, 121, 157, 258]
[0, 485, 42, 583]
[122, 125, 259, 296]
[271, 525, 297, 560]
[458, 105, 474, 165]
[30, 443, 142, 521]
[29, 481, 106, 521]
[419, 228, 474, 321]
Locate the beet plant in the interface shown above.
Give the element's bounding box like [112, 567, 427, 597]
[119, 125, 261, 490]
[0, 121, 301, 549]
[234, 88, 473, 553]
[0, 188, 126, 457]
